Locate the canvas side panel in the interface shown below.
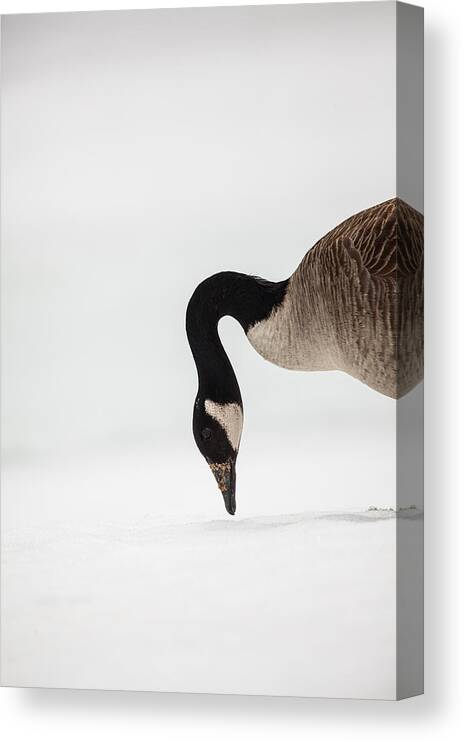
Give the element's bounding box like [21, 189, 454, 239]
[396, 1, 424, 701]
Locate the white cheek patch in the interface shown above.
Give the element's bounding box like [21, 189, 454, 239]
[204, 400, 243, 452]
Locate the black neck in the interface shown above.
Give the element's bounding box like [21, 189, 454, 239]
[186, 271, 288, 404]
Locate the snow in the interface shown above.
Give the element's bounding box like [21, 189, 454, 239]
[1, 437, 422, 699]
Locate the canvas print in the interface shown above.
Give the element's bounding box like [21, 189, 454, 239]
[0, 2, 423, 699]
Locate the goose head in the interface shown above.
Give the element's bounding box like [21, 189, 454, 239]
[192, 396, 243, 515]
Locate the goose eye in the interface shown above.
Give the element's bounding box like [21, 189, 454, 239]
[201, 427, 212, 441]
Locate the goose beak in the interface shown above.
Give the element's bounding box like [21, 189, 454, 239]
[208, 459, 236, 516]
[222, 471, 236, 516]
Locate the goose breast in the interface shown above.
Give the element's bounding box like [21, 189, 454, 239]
[246, 198, 423, 399]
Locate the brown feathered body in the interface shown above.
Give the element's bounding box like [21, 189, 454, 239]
[247, 198, 424, 399]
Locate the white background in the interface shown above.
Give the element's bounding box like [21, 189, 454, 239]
[0, 0, 463, 738]
[1, 1, 397, 465]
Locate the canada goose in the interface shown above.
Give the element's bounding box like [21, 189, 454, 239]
[186, 198, 423, 515]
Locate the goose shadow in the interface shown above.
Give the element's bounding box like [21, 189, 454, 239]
[187, 507, 423, 535]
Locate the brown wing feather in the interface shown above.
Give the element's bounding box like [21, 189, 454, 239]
[292, 198, 424, 397]
[304, 197, 423, 279]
